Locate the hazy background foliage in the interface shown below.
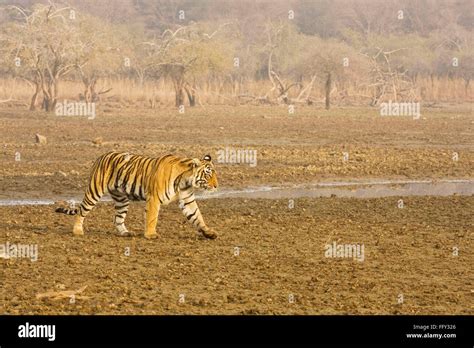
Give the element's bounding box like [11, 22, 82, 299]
[0, 0, 472, 109]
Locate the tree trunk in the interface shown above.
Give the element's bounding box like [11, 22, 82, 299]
[175, 85, 184, 107]
[184, 86, 196, 107]
[173, 76, 185, 107]
[83, 85, 91, 102]
[325, 72, 332, 110]
[42, 97, 52, 111]
[29, 81, 41, 111]
[41, 85, 57, 111]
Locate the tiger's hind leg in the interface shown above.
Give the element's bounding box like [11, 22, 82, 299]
[111, 193, 132, 237]
[73, 188, 105, 236]
[73, 170, 109, 235]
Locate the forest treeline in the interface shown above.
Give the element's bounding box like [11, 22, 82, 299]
[0, 0, 472, 109]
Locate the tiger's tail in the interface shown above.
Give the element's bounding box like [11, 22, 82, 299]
[55, 207, 79, 215]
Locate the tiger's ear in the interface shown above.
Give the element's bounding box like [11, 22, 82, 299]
[191, 158, 201, 168]
[202, 154, 212, 162]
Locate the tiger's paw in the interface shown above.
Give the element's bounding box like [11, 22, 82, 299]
[116, 225, 133, 237]
[117, 231, 133, 237]
[73, 225, 84, 236]
[200, 228, 218, 240]
[144, 232, 158, 239]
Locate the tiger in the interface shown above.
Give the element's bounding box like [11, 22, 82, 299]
[55, 151, 218, 239]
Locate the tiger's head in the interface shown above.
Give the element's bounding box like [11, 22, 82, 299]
[192, 154, 218, 190]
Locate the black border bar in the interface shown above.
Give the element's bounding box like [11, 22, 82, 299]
[0, 315, 472, 346]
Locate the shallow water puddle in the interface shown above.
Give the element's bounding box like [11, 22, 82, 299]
[200, 179, 474, 200]
[1, 179, 471, 206]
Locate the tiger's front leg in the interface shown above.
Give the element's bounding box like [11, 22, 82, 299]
[179, 193, 217, 239]
[144, 195, 160, 239]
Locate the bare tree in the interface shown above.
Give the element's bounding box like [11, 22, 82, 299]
[1, 3, 86, 111]
[73, 16, 122, 102]
[146, 23, 233, 107]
